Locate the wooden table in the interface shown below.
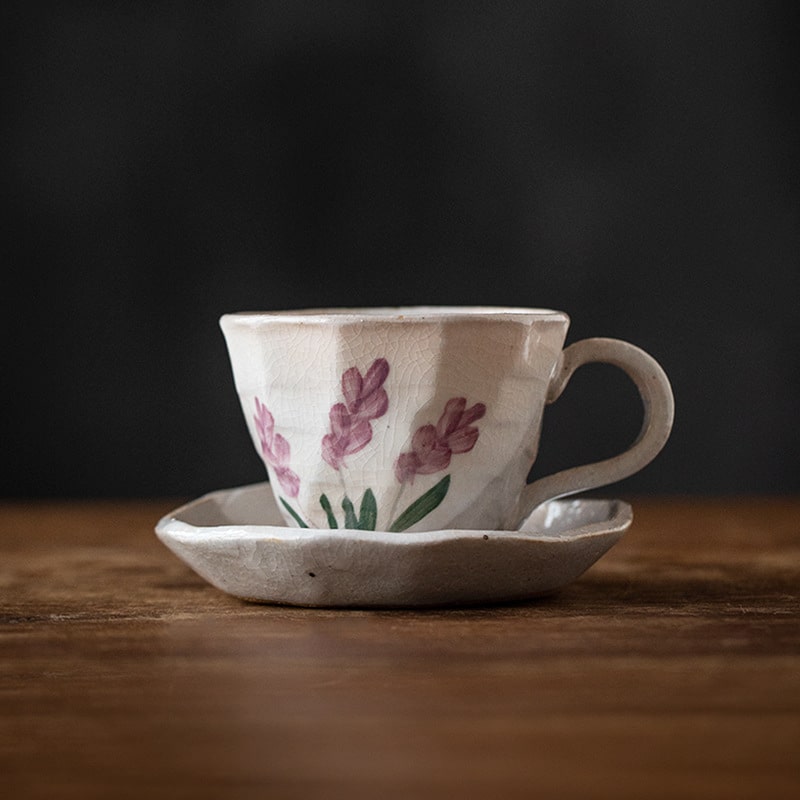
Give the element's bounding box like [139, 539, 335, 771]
[2, 497, 798, 799]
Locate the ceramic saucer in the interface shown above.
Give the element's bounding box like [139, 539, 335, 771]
[155, 482, 632, 608]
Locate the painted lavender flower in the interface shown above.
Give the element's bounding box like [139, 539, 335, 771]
[395, 397, 486, 485]
[253, 397, 300, 498]
[322, 358, 390, 470]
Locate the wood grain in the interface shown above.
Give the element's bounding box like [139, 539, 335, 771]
[1, 496, 799, 799]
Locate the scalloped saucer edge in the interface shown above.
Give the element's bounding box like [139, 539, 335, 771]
[155, 482, 632, 608]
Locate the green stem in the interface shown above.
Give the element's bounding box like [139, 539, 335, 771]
[319, 494, 338, 528]
[341, 496, 359, 529]
[280, 498, 309, 528]
[388, 475, 451, 532]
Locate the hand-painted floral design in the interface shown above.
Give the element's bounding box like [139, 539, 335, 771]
[321, 358, 390, 470]
[253, 398, 300, 498]
[394, 397, 487, 485]
[256, 358, 486, 532]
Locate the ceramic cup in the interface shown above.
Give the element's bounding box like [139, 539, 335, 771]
[220, 307, 674, 532]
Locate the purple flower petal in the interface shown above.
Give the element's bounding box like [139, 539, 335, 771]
[395, 452, 420, 484]
[415, 443, 451, 474]
[276, 465, 301, 498]
[436, 397, 467, 439]
[271, 432, 291, 465]
[328, 403, 351, 439]
[362, 358, 390, 398]
[322, 358, 391, 470]
[341, 367, 363, 413]
[322, 433, 343, 470]
[345, 419, 373, 455]
[254, 399, 302, 493]
[406, 424, 451, 475]
[394, 396, 486, 485]
[446, 425, 480, 454]
[411, 424, 438, 456]
[254, 398, 275, 442]
[356, 387, 388, 421]
[459, 402, 486, 428]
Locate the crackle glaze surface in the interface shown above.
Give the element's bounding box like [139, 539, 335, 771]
[155, 482, 632, 608]
[220, 307, 674, 534]
[220, 308, 569, 532]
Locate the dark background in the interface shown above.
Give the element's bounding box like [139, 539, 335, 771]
[2, 1, 798, 499]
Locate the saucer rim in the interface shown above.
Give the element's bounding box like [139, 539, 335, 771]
[154, 483, 634, 607]
[156, 482, 633, 545]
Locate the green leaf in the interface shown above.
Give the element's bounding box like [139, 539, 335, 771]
[319, 494, 338, 529]
[358, 489, 377, 531]
[280, 498, 308, 528]
[341, 496, 359, 529]
[389, 475, 451, 532]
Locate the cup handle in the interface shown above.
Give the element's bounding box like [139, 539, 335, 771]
[511, 337, 675, 528]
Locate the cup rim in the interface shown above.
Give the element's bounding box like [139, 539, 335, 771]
[220, 306, 569, 326]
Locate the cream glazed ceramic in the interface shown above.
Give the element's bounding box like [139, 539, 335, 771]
[220, 307, 674, 533]
[155, 482, 633, 607]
